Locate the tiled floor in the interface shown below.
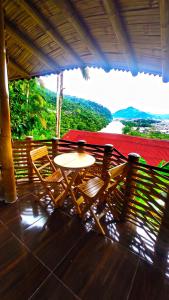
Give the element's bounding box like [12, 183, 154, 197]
[0, 183, 169, 300]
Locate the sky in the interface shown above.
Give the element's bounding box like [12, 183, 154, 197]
[41, 68, 169, 114]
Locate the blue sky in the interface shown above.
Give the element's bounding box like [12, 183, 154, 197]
[42, 68, 169, 114]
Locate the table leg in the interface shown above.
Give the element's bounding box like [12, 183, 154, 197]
[56, 169, 80, 213]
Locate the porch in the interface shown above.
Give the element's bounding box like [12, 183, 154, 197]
[1, 137, 169, 299]
[1, 1, 169, 299]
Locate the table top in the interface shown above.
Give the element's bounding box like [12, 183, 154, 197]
[54, 152, 95, 170]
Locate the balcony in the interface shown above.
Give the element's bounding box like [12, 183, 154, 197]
[0, 138, 169, 299]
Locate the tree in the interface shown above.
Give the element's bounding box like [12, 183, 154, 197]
[9, 77, 112, 140]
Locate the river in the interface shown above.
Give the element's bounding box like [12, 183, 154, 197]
[99, 120, 124, 134]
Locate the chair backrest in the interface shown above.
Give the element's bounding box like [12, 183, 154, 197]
[30, 146, 56, 181]
[105, 162, 128, 194]
[108, 163, 128, 180]
[30, 145, 49, 162]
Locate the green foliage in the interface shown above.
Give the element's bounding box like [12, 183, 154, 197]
[9, 79, 53, 139]
[121, 119, 157, 127]
[9, 78, 112, 139]
[139, 157, 147, 164]
[122, 125, 132, 134]
[121, 120, 137, 127]
[129, 130, 169, 140]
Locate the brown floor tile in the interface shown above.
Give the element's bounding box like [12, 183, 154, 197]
[6, 199, 49, 237]
[0, 194, 51, 224]
[31, 274, 80, 300]
[55, 232, 139, 300]
[129, 259, 169, 300]
[0, 201, 21, 223]
[0, 223, 12, 246]
[0, 236, 27, 269]
[0, 237, 49, 300]
[6, 214, 43, 237]
[20, 210, 85, 270]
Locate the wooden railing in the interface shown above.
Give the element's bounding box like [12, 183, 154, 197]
[12, 137, 127, 182]
[12, 137, 169, 252]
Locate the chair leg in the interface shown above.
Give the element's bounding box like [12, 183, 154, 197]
[90, 206, 105, 235]
[41, 183, 64, 207]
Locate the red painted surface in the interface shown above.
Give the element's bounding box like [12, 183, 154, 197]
[63, 130, 169, 166]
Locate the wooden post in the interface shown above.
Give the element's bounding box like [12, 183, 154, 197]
[160, 0, 169, 82]
[56, 72, 63, 138]
[0, 1, 17, 203]
[56, 74, 60, 137]
[25, 136, 33, 183]
[120, 152, 140, 222]
[52, 137, 59, 158]
[77, 140, 86, 152]
[102, 144, 113, 180]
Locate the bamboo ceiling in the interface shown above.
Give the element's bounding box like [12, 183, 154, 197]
[3, 0, 168, 82]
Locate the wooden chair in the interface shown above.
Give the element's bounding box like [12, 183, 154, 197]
[30, 146, 66, 207]
[103, 163, 128, 220]
[75, 162, 128, 235]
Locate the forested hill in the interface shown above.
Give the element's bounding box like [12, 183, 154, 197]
[9, 79, 112, 139]
[45, 90, 112, 122]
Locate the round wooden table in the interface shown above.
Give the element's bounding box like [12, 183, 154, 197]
[54, 152, 95, 170]
[54, 152, 95, 211]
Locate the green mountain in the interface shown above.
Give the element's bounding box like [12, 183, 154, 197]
[47, 92, 112, 122]
[113, 106, 169, 119]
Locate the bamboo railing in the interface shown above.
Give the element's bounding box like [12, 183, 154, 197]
[12, 137, 127, 182]
[11, 137, 169, 251]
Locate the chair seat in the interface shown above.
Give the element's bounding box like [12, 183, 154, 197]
[44, 169, 72, 183]
[44, 169, 63, 183]
[77, 176, 105, 198]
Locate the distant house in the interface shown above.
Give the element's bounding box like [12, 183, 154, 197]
[63, 130, 169, 166]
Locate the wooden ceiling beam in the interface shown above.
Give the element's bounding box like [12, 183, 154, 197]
[5, 18, 60, 72]
[53, 0, 111, 71]
[8, 57, 30, 77]
[160, 0, 169, 82]
[103, 0, 138, 76]
[18, 0, 84, 67]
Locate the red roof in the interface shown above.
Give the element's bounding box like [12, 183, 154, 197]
[63, 130, 169, 166]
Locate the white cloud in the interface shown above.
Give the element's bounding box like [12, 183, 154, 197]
[41, 68, 169, 114]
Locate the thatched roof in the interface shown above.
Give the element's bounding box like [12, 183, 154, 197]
[3, 0, 168, 82]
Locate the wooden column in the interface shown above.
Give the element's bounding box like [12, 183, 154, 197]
[52, 137, 59, 158]
[0, 0, 17, 203]
[56, 74, 60, 137]
[56, 72, 63, 138]
[120, 152, 140, 222]
[77, 140, 86, 152]
[102, 144, 113, 180]
[160, 0, 169, 82]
